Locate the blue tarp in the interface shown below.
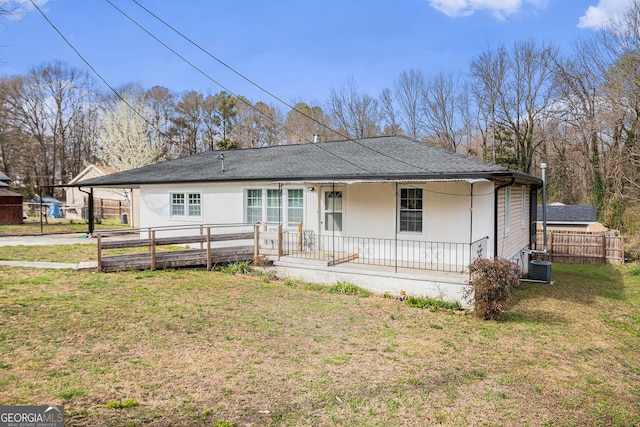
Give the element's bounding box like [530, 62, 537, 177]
[47, 202, 61, 218]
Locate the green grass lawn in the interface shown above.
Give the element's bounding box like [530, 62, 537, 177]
[0, 260, 638, 426]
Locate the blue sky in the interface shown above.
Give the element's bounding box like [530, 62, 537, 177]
[0, 0, 634, 105]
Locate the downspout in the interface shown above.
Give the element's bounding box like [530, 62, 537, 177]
[469, 182, 474, 262]
[541, 163, 548, 252]
[493, 177, 515, 258]
[525, 162, 548, 254]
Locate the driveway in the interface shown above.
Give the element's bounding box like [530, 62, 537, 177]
[0, 232, 138, 246]
[0, 233, 97, 246]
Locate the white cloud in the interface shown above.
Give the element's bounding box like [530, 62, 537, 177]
[427, 0, 546, 20]
[1, 0, 50, 20]
[578, 0, 634, 29]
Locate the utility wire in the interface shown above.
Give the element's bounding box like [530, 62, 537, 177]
[121, 0, 434, 174]
[34, 0, 444, 177]
[32, 0, 377, 174]
[105, 0, 382, 174]
[28, 0, 162, 136]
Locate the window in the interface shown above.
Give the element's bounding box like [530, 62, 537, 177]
[171, 193, 185, 217]
[505, 187, 511, 234]
[399, 188, 423, 232]
[288, 189, 304, 224]
[324, 191, 343, 231]
[189, 194, 201, 217]
[246, 189, 262, 223]
[267, 189, 282, 222]
[246, 188, 304, 225]
[170, 192, 201, 218]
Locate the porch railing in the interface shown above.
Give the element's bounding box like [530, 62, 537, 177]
[272, 227, 488, 273]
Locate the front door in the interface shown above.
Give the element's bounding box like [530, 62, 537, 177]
[320, 188, 344, 236]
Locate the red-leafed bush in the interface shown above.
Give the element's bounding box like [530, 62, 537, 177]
[465, 257, 521, 320]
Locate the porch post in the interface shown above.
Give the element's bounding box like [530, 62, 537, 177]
[278, 224, 283, 261]
[469, 182, 474, 269]
[394, 182, 398, 273]
[253, 224, 259, 263]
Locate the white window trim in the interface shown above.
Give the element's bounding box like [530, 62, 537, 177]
[170, 192, 202, 220]
[245, 188, 304, 227]
[397, 187, 423, 234]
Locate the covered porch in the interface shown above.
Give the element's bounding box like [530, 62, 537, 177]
[256, 224, 487, 303]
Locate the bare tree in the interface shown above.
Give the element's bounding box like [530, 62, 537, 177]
[327, 78, 380, 139]
[471, 41, 558, 173]
[145, 86, 174, 156]
[284, 102, 333, 144]
[379, 88, 403, 136]
[1, 61, 98, 194]
[394, 69, 425, 139]
[470, 45, 507, 163]
[171, 91, 204, 156]
[234, 99, 284, 148]
[422, 72, 463, 152]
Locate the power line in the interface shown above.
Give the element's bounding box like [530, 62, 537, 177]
[32, 0, 434, 177]
[27, 0, 158, 134]
[104, 0, 382, 174]
[121, 0, 435, 174]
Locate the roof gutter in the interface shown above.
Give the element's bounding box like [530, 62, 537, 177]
[494, 176, 515, 258]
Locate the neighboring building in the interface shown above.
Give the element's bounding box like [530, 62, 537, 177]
[66, 165, 139, 226]
[0, 188, 24, 225]
[0, 171, 10, 188]
[73, 136, 542, 302]
[536, 203, 608, 233]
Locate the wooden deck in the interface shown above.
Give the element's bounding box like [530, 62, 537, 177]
[100, 247, 254, 272]
[97, 229, 256, 272]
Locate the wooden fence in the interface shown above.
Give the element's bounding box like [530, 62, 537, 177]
[533, 230, 624, 265]
[94, 198, 130, 220]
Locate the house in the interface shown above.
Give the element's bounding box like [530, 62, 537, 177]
[536, 203, 608, 233]
[66, 165, 139, 226]
[73, 135, 542, 302]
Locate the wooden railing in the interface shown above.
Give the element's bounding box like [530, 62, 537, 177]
[95, 222, 491, 273]
[96, 224, 255, 272]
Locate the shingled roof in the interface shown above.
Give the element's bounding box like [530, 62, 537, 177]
[537, 204, 597, 223]
[74, 135, 542, 188]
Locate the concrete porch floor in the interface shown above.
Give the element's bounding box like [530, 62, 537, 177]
[266, 255, 472, 305]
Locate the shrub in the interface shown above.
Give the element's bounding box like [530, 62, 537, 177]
[327, 281, 371, 297]
[628, 264, 640, 276]
[404, 295, 461, 311]
[106, 398, 138, 409]
[464, 257, 521, 320]
[219, 261, 252, 275]
[56, 387, 86, 399]
[283, 278, 298, 288]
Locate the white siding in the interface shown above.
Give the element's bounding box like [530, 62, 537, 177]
[496, 183, 531, 263]
[138, 180, 500, 250]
